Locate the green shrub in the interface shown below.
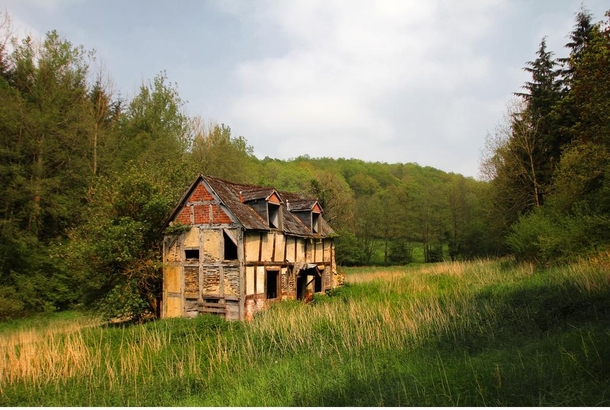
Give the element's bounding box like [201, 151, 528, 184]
[0, 285, 24, 319]
[335, 229, 366, 266]
[388, 239, 413, 265]
[506, 207, 610, 265]
[96, 279, 152, 322]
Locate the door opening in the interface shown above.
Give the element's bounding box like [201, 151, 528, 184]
[266, 270, 279, 299]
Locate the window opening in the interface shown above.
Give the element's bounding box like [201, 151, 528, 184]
[223, 231, 238, 260]
[268, 203, 280, 228]
[314, 273, 322, 293]
[266, 270, 279, 299]
[312, 212, 320, 233]
[185, 249, 199, 261]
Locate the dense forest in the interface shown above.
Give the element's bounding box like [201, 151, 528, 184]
[0, 8, 608, 320]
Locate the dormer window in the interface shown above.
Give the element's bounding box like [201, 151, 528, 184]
[288, 199, 323, 234]
[240, 187, 284, 230]
[268, 202, 280, 229]
[312, 212, 320, 233]
[266, 191, 282, 229]
[311, 202, 322, 233]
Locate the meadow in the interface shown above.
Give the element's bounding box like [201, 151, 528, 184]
[1, 255, 609, 406]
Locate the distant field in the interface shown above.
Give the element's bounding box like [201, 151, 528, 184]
[1, 256, 609, 406]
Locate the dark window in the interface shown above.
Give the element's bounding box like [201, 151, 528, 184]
[312, 212, 320, 233]
[268, 203, 280, 228]
[314, 274, 323, 293]
[185, 249, 199, 261]
[223, 231, 238, 260]
[266, 270, 279, 299]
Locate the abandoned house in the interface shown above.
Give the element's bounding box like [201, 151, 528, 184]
[160, 175, 340, 320]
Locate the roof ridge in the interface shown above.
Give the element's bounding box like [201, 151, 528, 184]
[203, 175, 284, 194]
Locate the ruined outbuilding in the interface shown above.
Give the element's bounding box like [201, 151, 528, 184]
[160, 175, 340, 320]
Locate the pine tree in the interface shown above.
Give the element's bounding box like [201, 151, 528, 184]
[0, 30, 96, 316]
[515, 37, 562, 204]
[558, 6, 595, 90]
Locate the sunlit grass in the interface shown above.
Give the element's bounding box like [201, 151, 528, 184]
[1, 255, 609, 406]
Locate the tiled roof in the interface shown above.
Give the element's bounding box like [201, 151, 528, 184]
[286, 198, 318, 212]
[240, 187, 279, 203]
[163, 175, 335, 238]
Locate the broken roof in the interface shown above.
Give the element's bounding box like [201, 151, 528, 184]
[286, 198, 320, 212]
[163, 175, 335, 238]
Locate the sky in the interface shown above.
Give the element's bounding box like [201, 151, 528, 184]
[1, 0, 608, 178]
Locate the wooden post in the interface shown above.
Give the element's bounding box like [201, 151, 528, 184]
[238, 228, 245, 321]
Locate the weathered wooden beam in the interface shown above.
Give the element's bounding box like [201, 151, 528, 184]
[258, 232, 263, 262]
[199, 307, 226, 314]
[200, 295, 239, 301]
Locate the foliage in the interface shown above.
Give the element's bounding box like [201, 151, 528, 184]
[334, 229, 365, 266]
[62, 164, 188, 321]
[307, 170, 354, 227]
[484, 9, 610, 266]
[0, 285, 24, 319]
[163, 222, 191, 235]
[507, 206, 610, 265]
[387, 239, 413, 265]
[549, 141, 610, 213]
[96, 279, 152, 322]
[111, 71, 189, 170]
[188, 120, 256, 183]
[0, 29, 98, 318]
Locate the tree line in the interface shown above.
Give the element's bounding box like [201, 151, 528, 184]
[0, 7, 608, 320]
[482, 7, 610, 265]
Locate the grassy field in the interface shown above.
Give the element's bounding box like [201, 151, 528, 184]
[1, 255, 609, 406]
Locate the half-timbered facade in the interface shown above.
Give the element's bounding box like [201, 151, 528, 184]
[160, 175, 340, 320]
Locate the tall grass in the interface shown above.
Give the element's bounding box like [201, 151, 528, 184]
[1, 255, 609, 406]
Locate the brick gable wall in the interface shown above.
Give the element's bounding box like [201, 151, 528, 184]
[173, 181, 233, 225]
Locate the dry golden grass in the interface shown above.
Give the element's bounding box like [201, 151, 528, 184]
[0, 259, 513, 392]
[563, 251, 610, 293]
[2, 255, 608, 403]
[0, 316, 185, 391]
[0, 316, 102, 385]
[346, 259, 536, 284]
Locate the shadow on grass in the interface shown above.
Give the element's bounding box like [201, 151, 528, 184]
[291, 279, 610, 407]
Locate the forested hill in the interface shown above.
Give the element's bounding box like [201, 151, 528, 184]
[253, 156, 500, 265]
[1, 7, 609, 320]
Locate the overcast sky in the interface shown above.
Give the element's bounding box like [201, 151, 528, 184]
[1, 0, 608, 178]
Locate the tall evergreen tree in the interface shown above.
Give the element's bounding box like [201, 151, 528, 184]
[0, 30, 96, 316]
[558, 6, 595, 90]
[516, 38, 562, 204]
[553, 7, 596, 152]
[6, 31, 93, 240]
[551, 13, 610, 215]
[567, 18, 610, 147]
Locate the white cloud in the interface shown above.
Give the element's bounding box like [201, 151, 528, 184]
[225, 0, 507, 175]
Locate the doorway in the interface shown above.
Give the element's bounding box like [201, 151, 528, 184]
[266, 270, 279, 300]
